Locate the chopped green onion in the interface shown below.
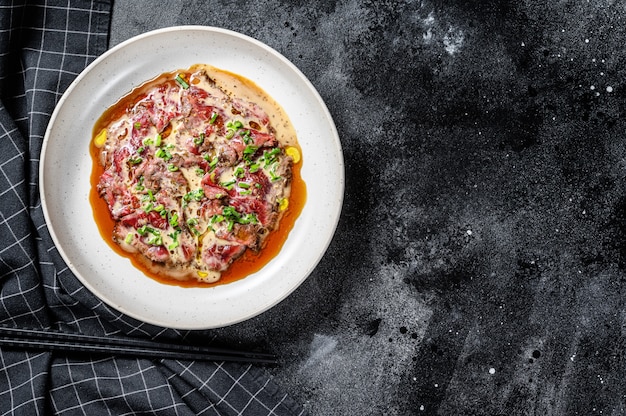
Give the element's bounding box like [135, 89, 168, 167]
[128, 156, 143, 165]
[134, 122, 141, 129]
[175, 73, 190, 89]
[241, 130, 252, 145]
[186, 218, 201, 236]
[209, 112, 218, 124]
[167, 231, 180, 250]
[146, 233, 163, 246]
[243, 145, 258, 164]
[242, 213, 258, 224]
[183, 188, 204, 202]
[234, 167, 245, 178]
[167, 164, 179, 172]
[263, 148, 281, 167]
[137, 225, 163, 246]
[155, 148, 172, 161]
[238, 182, 250, 189]
[155, 134, 162, 147]
[168, 212, 179, 228]
[137, 146, 145, 154]
[269, 169, 281, 181]
[222, 206, 239, 217]
[124, 233, 133, 244]
[195, 168, 205, 176]
[209, 156, 219, 171]
[143, 137, 154, 146]
[221, 179, 236, 190]
[135, 176, 145, 191]
[194, 133, 205, 145]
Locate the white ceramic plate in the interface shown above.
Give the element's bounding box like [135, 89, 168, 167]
[40, 26, 343, 329]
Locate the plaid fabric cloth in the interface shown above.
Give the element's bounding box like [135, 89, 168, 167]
[0, 1, 304, 415]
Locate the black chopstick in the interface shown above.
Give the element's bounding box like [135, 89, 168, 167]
[0, 326, 277, 365]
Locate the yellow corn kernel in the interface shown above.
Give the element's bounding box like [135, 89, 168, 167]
[285, 146, 300, 164]
[279, 197, 289, 211]
[94, 128, 107, 147]
[197, 270, 208, 278]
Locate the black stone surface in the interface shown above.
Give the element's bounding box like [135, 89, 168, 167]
[111, 1, 626, 414]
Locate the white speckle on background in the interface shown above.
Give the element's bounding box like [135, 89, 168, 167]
[489, 367, 496, 374]
[300, 334, 338, 370]
[443, 26, 465, 55]
[422, 12, 435, 43]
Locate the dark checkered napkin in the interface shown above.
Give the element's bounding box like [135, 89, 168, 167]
[0, 1, 304, 414]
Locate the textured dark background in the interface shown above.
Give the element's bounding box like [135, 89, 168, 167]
[112, 1, 626, 414]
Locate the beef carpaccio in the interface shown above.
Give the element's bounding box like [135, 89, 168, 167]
[91, 64, 303, 284]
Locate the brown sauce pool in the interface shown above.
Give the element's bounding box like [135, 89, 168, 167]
[89, 66, 306, 287]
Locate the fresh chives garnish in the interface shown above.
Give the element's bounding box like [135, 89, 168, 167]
[194, 133, 205, 145]
[221, 179, 236, 190]
[175, 73, 190, 89]
[183, 188, 204, 202]
[168, 212, 179, 228]
[155, 148, 172, 160]
[269, 170, 281, 181]
[167, 230, 180, 250]
[146, 233, 162, 246]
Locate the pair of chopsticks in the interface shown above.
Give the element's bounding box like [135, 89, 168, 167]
[0, 326, 277, 365]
